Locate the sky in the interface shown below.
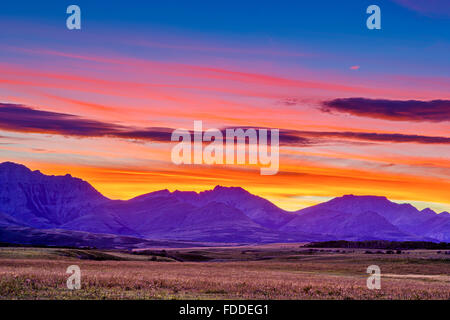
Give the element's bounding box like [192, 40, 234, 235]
[0, 0, 449, 212]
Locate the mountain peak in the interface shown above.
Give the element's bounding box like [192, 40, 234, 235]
[340, 194, 388, 201]
[130, 189, 171, 201]
[212, 185, 248, 194]
[421, 208, 437, 215]
[329, 194, 394, 208]
[0, 161, 31, 173]
[0, 162, 75, 181]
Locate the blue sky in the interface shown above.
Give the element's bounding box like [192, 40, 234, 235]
[1, 0, 449, 76]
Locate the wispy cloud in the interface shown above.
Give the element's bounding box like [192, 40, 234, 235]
[0, 103, 172, 142]
[321, 97, 450, 122]
[393, 0, 450, 17]
[291, 130, 450, 145]
[222, 127, 450, 145]
[1, 103, 449, 146]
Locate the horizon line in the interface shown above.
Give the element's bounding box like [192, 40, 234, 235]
[1, 160, 448, 215]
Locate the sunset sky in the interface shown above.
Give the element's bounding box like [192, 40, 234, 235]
[0, 0, 449, 212]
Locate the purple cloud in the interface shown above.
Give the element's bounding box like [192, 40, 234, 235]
[321, 98, 450, 122]
[0, 103, 172, 142]
[0, 103, 448, 146]
[294, 131, 450, 144]
[224, 127, 450, 145]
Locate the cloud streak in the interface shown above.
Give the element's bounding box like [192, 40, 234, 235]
[393, 0, 450, 17]
[0, 103, 172, 142]
[1, 103, 449, 146]
[291, 130, 450, 145]
[321, 98, 450, 122]
[220, 127, 450, 145]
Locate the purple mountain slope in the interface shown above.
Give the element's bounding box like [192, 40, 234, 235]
[125, 186, 294, 229]
[0, 162, 448, 245]
[60, 208, 139, 237]
[294, 195, 450, 241]
[280, 209, 416, 241]
[144, 201, 306, 243]
[0, 211, 26, 227]
[0, 162, 323, 242]
[99, 191, 323, 242]
[171, 186, 295, 228]
[0, 225, 206, 249]
[0, 162, 108, 228]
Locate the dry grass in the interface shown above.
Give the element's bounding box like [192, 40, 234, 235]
[0, 246, 449, 300]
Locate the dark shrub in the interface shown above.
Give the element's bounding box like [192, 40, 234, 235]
[305, 240, 450, 250]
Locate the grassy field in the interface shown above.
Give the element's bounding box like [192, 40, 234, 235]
[0, 244, 449, 299]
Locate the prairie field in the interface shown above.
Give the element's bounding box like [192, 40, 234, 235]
[0, 244, 449, 300]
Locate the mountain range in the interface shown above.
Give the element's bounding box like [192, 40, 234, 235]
[0, 162, 448, 248]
